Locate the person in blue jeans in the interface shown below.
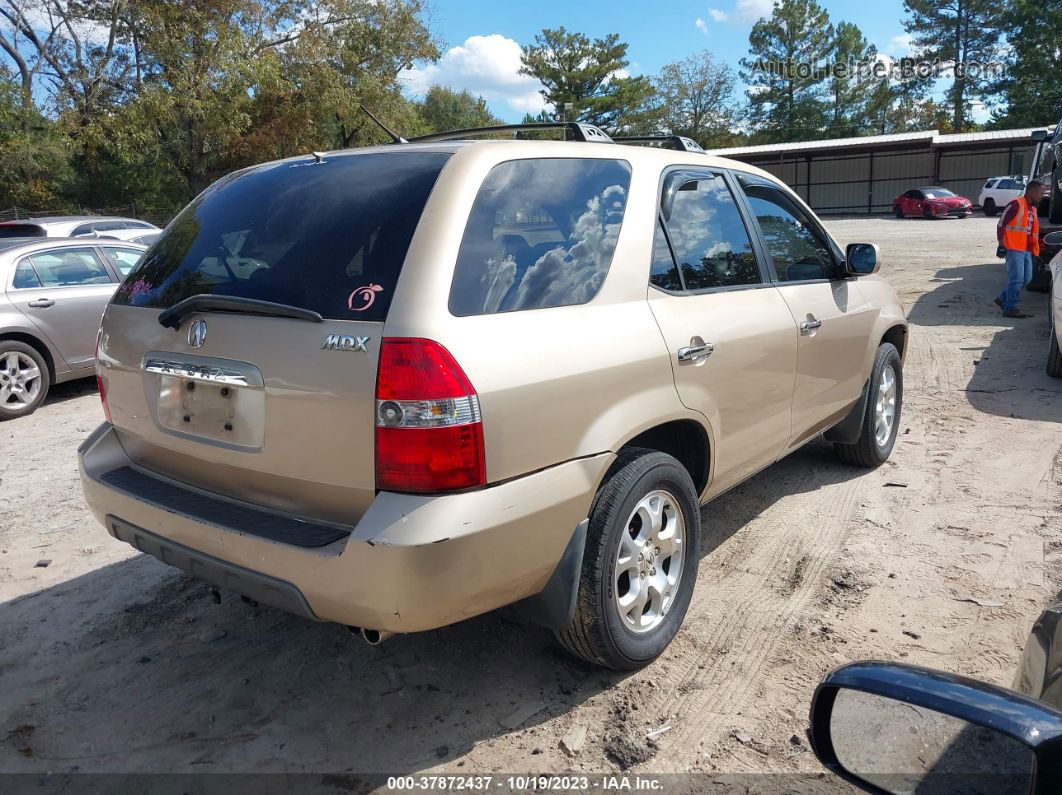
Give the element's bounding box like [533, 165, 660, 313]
[994, 180, 1045, 319]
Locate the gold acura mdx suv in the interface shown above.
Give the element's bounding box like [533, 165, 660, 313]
[79, 125, 906, 670]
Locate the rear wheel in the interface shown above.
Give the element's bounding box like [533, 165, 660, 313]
[893, 205, 904, 219]
[834, 343, 902, 468]
[0, 341, 49, 420]
[1027, 257, 1051, 293]
[1049, 323, 1062, 378]
[983, 198, 997, 216]
[923, 205, 934, 219]
[556, 448, 701, 670]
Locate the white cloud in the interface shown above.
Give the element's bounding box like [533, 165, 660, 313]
[735, 0, 774, 23]
[889, 33, 915, 56]
[970, 100, 990, 123]
[400, 34, 547, 117]
[695, 17, 709, 34]
[708, 8, 730, 22]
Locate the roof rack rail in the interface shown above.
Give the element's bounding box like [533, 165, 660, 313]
[613, 135, 704, 153]
[408, 122, 613, 144]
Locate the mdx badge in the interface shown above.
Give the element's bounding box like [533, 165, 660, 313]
[322, 335, 370, 352]
[187, 318, 208, 348]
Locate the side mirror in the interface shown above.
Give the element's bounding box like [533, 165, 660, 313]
[810, 662, 1062, 794]
[1043, 231, 1062, 247]
[845, 243, 880, 276]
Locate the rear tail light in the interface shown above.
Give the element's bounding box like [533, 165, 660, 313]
[95, 327, 111, 423]
[374, 338, 485, 493]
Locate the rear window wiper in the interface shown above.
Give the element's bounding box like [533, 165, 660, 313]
[157, 294, 324, 330]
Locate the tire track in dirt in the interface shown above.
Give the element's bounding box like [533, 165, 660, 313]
[641, 475, 863, 769]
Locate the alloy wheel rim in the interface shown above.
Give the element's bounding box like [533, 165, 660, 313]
[0, 351, 42, 410]
[613, 489, 685, 634]
[874, 364, 897, 447]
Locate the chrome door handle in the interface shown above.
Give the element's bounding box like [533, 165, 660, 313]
[677, 342, 714, 361]
[799, 318, 822, 335]
[28, 298, 55, 308]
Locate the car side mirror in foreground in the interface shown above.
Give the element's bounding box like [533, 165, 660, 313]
[810, 662, 1062, 794]
[1043, 231, 1062, 247]
[845, 243, 880, 276]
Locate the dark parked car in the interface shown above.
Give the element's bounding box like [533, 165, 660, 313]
[810, 596, 1062, 793]
[893, 187, 973, 219]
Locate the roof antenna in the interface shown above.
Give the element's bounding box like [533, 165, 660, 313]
[359, 104, 408, 144]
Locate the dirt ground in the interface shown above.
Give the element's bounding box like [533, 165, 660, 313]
[2, 215, 1060, 790]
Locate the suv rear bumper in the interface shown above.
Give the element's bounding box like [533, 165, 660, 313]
[79, 423, 611, 633]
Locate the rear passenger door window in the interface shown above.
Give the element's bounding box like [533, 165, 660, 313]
[449, 158, 632, 315]
[22, 247, 114, 286]
[655, 171, 761, 291]
[736, 174, 837, 282]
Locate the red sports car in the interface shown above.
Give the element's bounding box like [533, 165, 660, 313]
[892, 187, 973, 219]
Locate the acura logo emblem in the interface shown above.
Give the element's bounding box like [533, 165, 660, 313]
[187, 318, 208, 348]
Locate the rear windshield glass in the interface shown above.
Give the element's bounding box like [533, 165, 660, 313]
[0, 224, 45, 238]
[112, 152, 451, 321]
[449, 158, 632, 316]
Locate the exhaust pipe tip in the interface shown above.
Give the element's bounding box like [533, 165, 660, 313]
[361, 628, 394, 646]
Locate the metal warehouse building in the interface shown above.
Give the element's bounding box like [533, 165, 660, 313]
[708, 127, 1048, 215]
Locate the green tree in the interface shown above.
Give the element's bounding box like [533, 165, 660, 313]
[902, 0, 1002, 132]
[418, 85, 500, 132]
[653, 50, 737, 146]
[740, 0, 834, 142]
[519, 26, 654, 132]
[1, 0, 139, 203]
[989, 0, 1062, 128]
[826, 22, 877, 137]
[118, 0, 435, 199]
[0, 68, 71, 208]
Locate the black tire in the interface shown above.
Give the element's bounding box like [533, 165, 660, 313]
[983, 198, 997, 217]
[0, 340, 50, 420]
[1049, 323, 1062, 378]
[833, 343, 903, 468]
[923, 205, 934, 219]
[1027, 258, 1051, 293]
[893, 205, 904, 219]
[556, 448, 701, 670]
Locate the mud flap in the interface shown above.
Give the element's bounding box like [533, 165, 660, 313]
[513, 519, 588, 631]
[823, 379, 870, 446]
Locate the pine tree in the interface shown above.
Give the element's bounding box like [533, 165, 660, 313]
[520, 27, 655, 132]
[902, 0, 1003, 132]
[826, 22, 877, 138]
[739, 0, 834, 142]
[989, 0, 1062, 128]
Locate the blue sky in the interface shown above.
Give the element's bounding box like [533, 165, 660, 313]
[401, 0, 923, 122]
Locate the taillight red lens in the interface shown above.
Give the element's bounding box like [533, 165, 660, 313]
[376, 337, 477, 400]
[375, 338, 485, 493]
[95, 328, 111, 423]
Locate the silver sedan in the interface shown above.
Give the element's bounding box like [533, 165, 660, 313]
[0, 237, 147, 419]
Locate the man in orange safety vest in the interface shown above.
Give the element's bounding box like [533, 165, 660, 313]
[994, 180, 1046, 318]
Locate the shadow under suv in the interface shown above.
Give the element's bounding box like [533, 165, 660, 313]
[79, 128, 907, 670]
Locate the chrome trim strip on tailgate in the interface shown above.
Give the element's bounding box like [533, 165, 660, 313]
[143, 358, 258, 386]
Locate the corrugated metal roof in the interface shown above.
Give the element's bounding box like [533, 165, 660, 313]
[933, 127, 1051, 145]
[708, 126, 1053, 157]
[708, 130, 937, 157]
